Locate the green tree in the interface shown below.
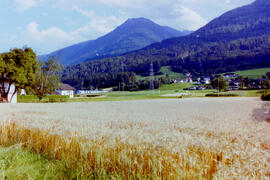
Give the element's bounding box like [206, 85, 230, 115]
[33, 56, 63, 101]
[262, 78, 270, 89]
[211, 76, 228, 92]
[0, 48, 39, 103]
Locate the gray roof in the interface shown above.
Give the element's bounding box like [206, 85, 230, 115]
[59, 84, 75, 90]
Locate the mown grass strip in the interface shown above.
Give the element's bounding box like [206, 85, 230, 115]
[0, 145, 66, 179]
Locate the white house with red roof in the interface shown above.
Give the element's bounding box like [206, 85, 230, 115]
[56, 84, 76, 98]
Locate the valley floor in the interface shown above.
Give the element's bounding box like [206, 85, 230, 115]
[1, 98, 270, 178]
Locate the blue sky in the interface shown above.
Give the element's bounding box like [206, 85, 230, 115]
[0, 0, 255, 55]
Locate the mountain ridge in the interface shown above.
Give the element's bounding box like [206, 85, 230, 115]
[62, 0, 270, 89]
[40, 18, 191, 65]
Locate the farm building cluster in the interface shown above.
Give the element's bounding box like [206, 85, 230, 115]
[0, 80, 109, 103]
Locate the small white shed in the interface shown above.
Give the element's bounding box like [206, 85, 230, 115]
[56, 84, 75, 98]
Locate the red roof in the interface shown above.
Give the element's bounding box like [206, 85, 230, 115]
[59, 84, 75, 90]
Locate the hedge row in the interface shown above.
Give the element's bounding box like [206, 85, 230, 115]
[205, 93, 239, 97]
[261, 92, 270, 101]
[18, 95, 69, 103]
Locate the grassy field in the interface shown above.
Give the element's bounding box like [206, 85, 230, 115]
[18, 82, 264, 103]
[1, 98, 270, 179]
[136, 66, 184, 80]
[18, 83, 192, 103]
[223, 68, 270, 78]
[138, 67, 270, 80]
[0, 145, 66, 179]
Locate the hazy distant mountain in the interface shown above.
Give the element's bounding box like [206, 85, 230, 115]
[62, 0, 270, 89]
[40, 18, 191, 65]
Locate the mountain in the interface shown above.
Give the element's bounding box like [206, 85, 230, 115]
[63, 0, 270, 89]
[40, 18, 191, 65]
[194, 0, 270, 41]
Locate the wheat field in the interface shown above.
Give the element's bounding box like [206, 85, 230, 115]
[1, 97, 270, 179]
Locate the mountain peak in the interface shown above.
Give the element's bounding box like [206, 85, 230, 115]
[125, 17, 152, 23]
[40, 18, 190, 65]
[120, 18, 157, 28]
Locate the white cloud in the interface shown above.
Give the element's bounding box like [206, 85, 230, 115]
[22, 10, 125, 54]
[8, 0, 255, 54]
[99, 0, 136, 7]
[49, 0, 254, 31]
[74, 7, 126, 35]
[94, 0, 208, 30]
[13, 0, 50, 12]
[13, 0, 37, 12]
[172, 6, 207, 30]
[26, 22, 73, 42]
[24, 22, 81, 54]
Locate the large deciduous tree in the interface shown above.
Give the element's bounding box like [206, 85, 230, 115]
[33, 56, 63, 101]
[0, 48, 39, 103]
[211, 76, 228, 92]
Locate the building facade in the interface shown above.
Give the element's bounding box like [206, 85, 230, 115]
[0, 82, 17, 103]
[56, 84, 75, 98]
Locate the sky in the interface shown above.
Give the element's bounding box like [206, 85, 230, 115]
[0, 0, 255, 55]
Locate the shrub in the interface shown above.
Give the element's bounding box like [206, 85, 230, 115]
[46, 95, 69, 103]
[205, 93, 238, 97]
[18, 95, 39, 100]
[261, 91, 270, 101]
[86, 94, 101, 98]
[18, 95, 40, 103]
[18, 95, 70, 103]
[44, 95, 69, 99]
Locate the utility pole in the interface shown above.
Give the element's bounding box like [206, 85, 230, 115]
[149, 61, 155, 94]
[121, 61, 125, 95]
[122, 80, 125, 95]
[159, 79, 161, 95]
[118, 82, 120, 95]
[218, 77, 220, 97]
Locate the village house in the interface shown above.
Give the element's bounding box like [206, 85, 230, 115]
[223, 73, 238, 79]
[229, 81, 240, 90]
[56, 84, 75, 98]
[185, 72, 191, 77]
[204, 77, 211, 84]
[0, 80, 17, 103]
[182, 77, 193, 83]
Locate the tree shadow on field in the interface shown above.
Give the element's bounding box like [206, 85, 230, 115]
[253, 101, 270, 123]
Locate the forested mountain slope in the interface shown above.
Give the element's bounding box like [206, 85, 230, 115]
[63, 0, 270, 89]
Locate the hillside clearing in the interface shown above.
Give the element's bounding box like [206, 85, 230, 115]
[136, 66, 184, 80]
[223, 68, 270, 78]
